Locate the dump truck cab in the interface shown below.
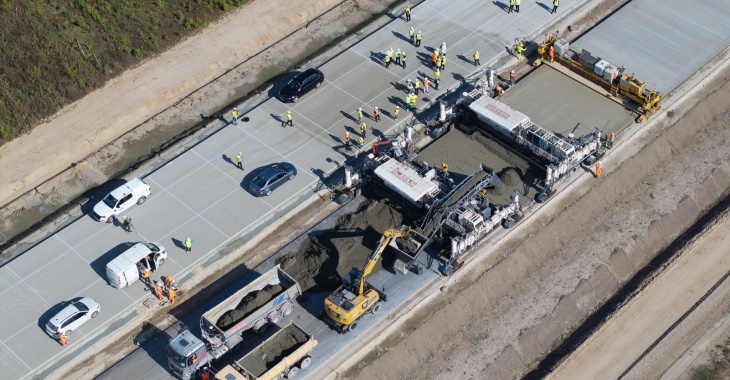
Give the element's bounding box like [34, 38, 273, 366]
[167, 329, 210, 380]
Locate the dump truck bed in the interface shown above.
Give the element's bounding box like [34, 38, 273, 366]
[237, 323, 317, 380]
[202, 266, 301, 339]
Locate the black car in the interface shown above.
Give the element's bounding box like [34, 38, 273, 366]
[250, 163, 297, 196]
[279, 68, 324, 102]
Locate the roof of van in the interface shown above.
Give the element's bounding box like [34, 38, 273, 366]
[109, 177, 147, 199]
[106, 243, 152, 274]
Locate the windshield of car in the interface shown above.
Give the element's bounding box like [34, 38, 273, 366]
[72, 301, 89, 312]
[144, 242, 159, 252]
[102, 194, 118, 208]
[287, 79, 302, 89]
[167, 346, 190, 367]
[46, 321, 59, 331]
[253, 176, 268, 187]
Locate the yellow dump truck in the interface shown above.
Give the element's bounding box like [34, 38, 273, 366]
[214, 323, 317, 380]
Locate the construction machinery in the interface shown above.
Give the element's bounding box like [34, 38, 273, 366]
[323, 226, 414, 333]
[537, 34, 662, 122]
[167, 266, 301, 380]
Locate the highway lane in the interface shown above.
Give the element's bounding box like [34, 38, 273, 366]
[0, 0, 588, 378]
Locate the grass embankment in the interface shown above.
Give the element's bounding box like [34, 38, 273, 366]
[0, 0, 247, 142]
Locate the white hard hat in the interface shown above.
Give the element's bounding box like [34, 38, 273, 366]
[419, 31, 421, 33]
[359, 107, 362, 110]
[238, 152, 241, 155]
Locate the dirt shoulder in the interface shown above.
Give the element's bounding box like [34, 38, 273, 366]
[0, 0, 409, 253]
[333, 59, 730, 380]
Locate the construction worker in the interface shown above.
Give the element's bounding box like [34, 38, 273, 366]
[122, 216, 133, 233]
[360, 123, 367, 138]
[435, 56, 442, 71]
[373, 107, 380, 122]
[416, 31, 422, 47]
[434, 69, 440, 90]
[423, 77, 430, 93]
[552, 0, 559, 13]
[395, 49, 401, 66]
[595, 163, 603, 178]
[59, 332, 68, 347]
[401, 52, 407, 68]
[357, 107, 363, 123]
[410, 94, 417, 110]
[345, 131, 350, 146]
[393, 106, 400, 121]
[414, 79, 420, 95]
[385, 53, 391, 68]
[609, 132, 615, 148]
[231, 108, 238, 126]
[406, 79, 413, 94]
[548, 45, 555, 62]
[285, 111, 293, 127]
[201, 367, 211, 380]
[441, 42, 447, 53]
[235, 152, 243, 170]
[164, 276, 175, 289]
[155, 281, 164, 300]
[494, 84, 504, 97]
[509, 69, 516, 86]
[474, 51, 480, 66]
[441, 163, 449, 173]
[184, 237, 193, 252]
[141, 270, 150, 288]
[480, 188, 488, 197]
[509, 0, 515, 13]
[405, 6, 411, 22]
[357, 137, 364, 148]
[515, 42, 525, 60]
[409, 27, 415, 44]
[515, 0, 521, 13]
[440, 56, 446, 71]
[432, 52, 439, 69]
[168, 287, 176, 304]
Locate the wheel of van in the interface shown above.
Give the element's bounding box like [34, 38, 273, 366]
[65, 330, 72, 337]
[347, 321, 358, 332]
[372, 303, 382, 314]
[106, 215, 115, 223]
[282, 303, 294, 316]
[254, 320, 269, 334]
[158, 258, 165, 267]
[268, 312, 282, 325]
[137, 196, 147, 205]
[286, 366, 299, 378]
[91, 310, 99, 318]
[265, 189, 272, 196]
[299, 356, 312, 369]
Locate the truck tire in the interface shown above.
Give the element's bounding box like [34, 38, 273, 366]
[372, 303, 382, 314]
[254, 320, 269, 334]
[231, 342, 242, 352]
[137, 196, 147, 205]
[347, 321, 358, 332]
[268, 312, 282, 325]
[282, 303, 294, 316]
[286, 366, 299, 378]
[299, 356, 312, 369]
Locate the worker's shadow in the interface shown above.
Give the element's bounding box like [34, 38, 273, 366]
[221, 154, 235, 167]
[340, 110, 358, 123]
[493, 1, 509, 12]
[328, 133, 343, 145]
[369, 51, 386, 65]
[270, 113, 285, 126]
[390, 81, 408, 93]
[388, 95, 407, 108]
[171, 238, 186, 251]
[416, 51, 432, 67]
[535, 1, 552, 12]
[391, 30, 411, 43]
[457, 54, 475, 66]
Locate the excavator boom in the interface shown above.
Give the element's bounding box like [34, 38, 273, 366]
[358, 226, 412, 295]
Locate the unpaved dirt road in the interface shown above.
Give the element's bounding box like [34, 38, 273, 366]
[336, 64, 730, 380]
[549, 214, 730, 380]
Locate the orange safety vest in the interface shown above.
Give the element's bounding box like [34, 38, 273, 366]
[168, 289, 177, 303]
[432, 53, 438, 63]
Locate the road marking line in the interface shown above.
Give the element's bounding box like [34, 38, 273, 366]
[0, 340, 31, 370]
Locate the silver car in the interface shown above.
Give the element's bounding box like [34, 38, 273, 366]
[45, 297, 101, 338]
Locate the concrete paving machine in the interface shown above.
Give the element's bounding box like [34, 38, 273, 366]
[323, 226, 413, 333]
[537, 34, 662, 123]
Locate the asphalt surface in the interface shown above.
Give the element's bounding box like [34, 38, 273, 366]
[0, 0, 578, 378]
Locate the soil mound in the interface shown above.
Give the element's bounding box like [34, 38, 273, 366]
[276, 199, 415, 292]
[240, 326, 309, 376]
[216, 284, 284, 330]
[494, 167, 522, 196]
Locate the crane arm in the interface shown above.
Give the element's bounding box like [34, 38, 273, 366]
[358, 226, 412, 295]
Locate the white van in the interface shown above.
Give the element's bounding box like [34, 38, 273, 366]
[106, 242, 167, 288]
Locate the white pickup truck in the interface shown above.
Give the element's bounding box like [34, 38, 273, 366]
[93, 177, 151, 223]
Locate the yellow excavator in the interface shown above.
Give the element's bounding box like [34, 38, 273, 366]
[323, 226, 413, 333]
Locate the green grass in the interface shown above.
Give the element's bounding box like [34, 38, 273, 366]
[0, 0, 246, 141]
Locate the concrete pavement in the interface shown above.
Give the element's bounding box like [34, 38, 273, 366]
[0, 0, 584, 378]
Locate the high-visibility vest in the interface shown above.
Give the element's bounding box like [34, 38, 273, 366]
[434, 70, 440, 79]
[232, 111, 238, 118]
[402, 53, 407, 61]
[361, 124, 367, 132]
[423, 78, 429, 86]
[554, 0, 559, 5]
[385, 55, 391, 62]
[474, 52, 479, 60]
[409, 29, 414, 37]
[414, 80, 420, 88]
[394, 108, 400, 116]
[515, 0, 520, 5]
[286, 112, 292, 121]
[416, 32, 422, 40]
[510, 0, 515, 5]
[184, 238, 192, 248]
[235, 154, 241, 163]
[396, 51, 401, 58]
[432, 53, 438, 62]
[405, 7, 410, 13]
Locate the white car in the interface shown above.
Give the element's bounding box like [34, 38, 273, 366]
[45, 297, 101, 338]
[93, 177, 151, 222]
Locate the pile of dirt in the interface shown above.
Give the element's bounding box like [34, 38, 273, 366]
[216, 284, 284, 330]
[276, 199, 415, 292]
[239, 325, 309, 377]
[493, 167, 522, 197]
